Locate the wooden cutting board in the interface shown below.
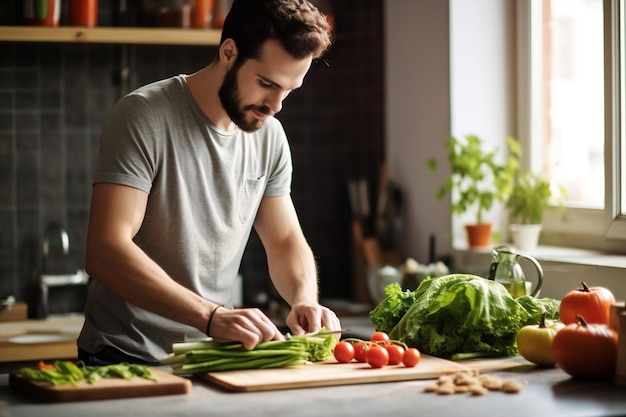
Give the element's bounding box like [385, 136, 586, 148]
[9, 367, 192, 402]
[200, 355, 530, 392]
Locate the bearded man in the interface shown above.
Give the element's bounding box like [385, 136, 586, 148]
[77, 0, 340, 365]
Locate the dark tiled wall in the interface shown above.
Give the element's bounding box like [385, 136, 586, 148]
[0, 1, 384, 316]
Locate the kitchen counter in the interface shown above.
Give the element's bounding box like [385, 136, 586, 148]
[0, 315, 84, 373]
[2, 315, 625, 416]
[1, 361, 626, 417]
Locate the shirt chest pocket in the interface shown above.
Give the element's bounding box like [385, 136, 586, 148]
[239, 175, 265, 223]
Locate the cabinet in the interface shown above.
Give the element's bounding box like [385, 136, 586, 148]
[0, 26, 221, 45]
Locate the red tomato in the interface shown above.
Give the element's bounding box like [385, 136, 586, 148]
[366, 345, 389, 368]
[370, 331, 391, 344]
[353, 341, 371, 363]
[333, 341, 355, 363]
[386, 344, 405, 365]
[402, 348, 421, 367]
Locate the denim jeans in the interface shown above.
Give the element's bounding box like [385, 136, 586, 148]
[77, 346, 157, 366]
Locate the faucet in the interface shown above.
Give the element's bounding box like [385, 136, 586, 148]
[42, 222, 69, 274]
[39, 222, 70, 318]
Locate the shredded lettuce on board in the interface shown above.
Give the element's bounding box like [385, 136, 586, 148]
[387, 274, 531, 359]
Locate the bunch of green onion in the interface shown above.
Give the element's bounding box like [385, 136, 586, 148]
[160, 331, 337, 374]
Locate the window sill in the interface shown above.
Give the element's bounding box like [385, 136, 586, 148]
[453, 243, 626, 270]
[452, 243, 626, 300]
[520, 245, 626, 269]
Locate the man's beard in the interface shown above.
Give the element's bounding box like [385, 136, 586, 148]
[218, 66, 272, 132]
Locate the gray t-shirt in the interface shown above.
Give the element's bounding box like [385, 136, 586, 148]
[78, 75, 292, 362]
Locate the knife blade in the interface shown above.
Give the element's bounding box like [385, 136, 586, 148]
[286, 329, 351, 339]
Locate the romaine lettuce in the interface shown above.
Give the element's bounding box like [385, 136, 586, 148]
[388, 274, 530, 358]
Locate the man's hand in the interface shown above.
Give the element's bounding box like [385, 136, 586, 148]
[285, 302, 342, 335]
[208, 307, 285, 350]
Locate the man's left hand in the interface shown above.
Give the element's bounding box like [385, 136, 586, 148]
[285, 302, 341, 335]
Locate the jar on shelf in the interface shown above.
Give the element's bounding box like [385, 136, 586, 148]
[23, 0, 60, 27]
[69, 0, 98, 27]
[143, 0, 192, 28]
[211, 0, 232, 29]
[191, 0, 214, 28]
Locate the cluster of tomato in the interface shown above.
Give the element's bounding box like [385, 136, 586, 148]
[333, 331, 421, 369]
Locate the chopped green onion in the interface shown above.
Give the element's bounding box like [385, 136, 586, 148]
[19, 361, 156, 385]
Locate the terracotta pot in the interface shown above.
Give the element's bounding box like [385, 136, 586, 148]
[465, 223, 492, 248]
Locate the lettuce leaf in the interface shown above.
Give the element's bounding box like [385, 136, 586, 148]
[388, 274, 530, 358]
[368, 283, 418, 334]
[515, 295, 560, 325]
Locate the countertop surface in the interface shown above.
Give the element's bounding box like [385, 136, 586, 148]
[2, 315, 626, 416]
[2, 358, 626, 416]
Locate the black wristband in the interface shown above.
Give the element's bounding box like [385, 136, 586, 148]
[205, 304, 223, 337]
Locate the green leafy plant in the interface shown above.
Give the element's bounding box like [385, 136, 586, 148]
[506, 170, 567, 224]
[427, 135, 521, 224]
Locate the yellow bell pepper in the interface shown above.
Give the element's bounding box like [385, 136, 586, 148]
[517, 312, 565, 366]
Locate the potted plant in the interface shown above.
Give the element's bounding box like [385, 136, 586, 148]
[427, 134, 520, 248]
[506, 170, 567, 250]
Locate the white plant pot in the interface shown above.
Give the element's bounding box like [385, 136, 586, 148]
[510, 224, 542, 251]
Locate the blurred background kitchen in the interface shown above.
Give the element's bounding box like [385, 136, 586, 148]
[1, 0, 625, 326]
[0, 0, 392, 320]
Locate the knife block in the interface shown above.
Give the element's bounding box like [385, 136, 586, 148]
[350, 220, 400, 306]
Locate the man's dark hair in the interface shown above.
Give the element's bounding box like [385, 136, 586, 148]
[219, 0, 333, 62]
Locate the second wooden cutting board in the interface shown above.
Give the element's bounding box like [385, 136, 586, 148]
[9, 367, 192, 402]
[200, 355, 523, 392]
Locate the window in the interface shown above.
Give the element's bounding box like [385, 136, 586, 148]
[518, 0, 625, 252]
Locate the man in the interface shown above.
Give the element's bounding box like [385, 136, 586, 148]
[77, 0, 341, 365]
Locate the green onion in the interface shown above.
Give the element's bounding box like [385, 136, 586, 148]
[161, 330, 337, 374]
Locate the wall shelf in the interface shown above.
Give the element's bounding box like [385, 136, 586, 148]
[0, 26, 221, 46]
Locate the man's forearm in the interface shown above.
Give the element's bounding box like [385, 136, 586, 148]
[86, 240, 214, 332]
[266, 237, 319, 306]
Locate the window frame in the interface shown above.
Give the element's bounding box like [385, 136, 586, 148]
[516, 0, 626, 254]
[604, 0, 626, 240]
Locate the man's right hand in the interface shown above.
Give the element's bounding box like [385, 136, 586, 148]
[207, 306, 285, 350]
